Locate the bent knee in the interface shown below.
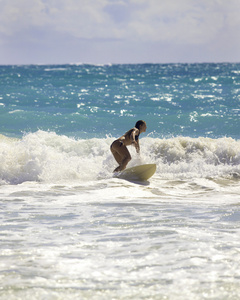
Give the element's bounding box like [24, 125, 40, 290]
[125, 155, 131, 163]
[125, 151, 131, 159]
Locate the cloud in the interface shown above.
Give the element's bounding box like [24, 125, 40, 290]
[124, 0, 238, 44]
[0, 0, 240, 63]
[0, 0, 232, 42]
[0, 0, 45, 36]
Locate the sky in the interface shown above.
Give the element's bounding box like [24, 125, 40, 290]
[1, 0, 240, 65]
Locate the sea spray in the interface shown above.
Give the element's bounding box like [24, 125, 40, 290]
[1, 131, 239, 184]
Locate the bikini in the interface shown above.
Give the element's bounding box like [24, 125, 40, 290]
[110, 139, 124, 149]
[111, 131, 139, 149]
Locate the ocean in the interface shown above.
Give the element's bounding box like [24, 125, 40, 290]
[0, 63, 240, 299]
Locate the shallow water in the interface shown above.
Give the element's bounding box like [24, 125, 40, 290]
[1, 176, 240, 299]
[0, 63, 240, 299]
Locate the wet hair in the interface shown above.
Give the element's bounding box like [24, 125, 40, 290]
[135, 120, 146, 129]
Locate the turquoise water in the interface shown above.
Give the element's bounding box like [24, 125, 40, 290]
[0, 63, 239, 138]
[0, 63, 240, 300]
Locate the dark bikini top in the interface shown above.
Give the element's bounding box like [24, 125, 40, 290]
[125, 128, 139, 142]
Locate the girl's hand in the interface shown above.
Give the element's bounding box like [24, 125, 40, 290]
[133, 141, 140, 153]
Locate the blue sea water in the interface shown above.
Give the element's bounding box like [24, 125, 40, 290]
[0, 63, 239, 139]
[0, 63, 240, 299]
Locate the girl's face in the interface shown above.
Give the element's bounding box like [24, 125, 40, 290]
[140, 123, 147, 133]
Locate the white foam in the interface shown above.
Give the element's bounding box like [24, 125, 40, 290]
[0, 131, 239, 185]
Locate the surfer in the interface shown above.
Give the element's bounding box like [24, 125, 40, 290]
[110, 120, 147, 172]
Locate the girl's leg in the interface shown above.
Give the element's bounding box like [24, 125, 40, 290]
[111, 142, 131, 172]
[112, 151, 122, 165]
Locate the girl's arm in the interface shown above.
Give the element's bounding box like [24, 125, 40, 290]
[131, 129, 140, 153]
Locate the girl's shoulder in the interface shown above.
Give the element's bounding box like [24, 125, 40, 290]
[125, 127, 137, 136]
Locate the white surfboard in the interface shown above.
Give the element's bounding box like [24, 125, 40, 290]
[117, 164, 156, 181]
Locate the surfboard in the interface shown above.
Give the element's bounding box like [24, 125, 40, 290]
[117, 164, 156, 181]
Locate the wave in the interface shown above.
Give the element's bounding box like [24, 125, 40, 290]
[147, 136, 240, 180]
[0, 131, 239, 184]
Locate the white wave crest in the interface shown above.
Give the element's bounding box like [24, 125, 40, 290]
[0, 131, 239, 184]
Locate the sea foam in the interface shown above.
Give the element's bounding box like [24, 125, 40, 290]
[0, 131, 239, 184]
